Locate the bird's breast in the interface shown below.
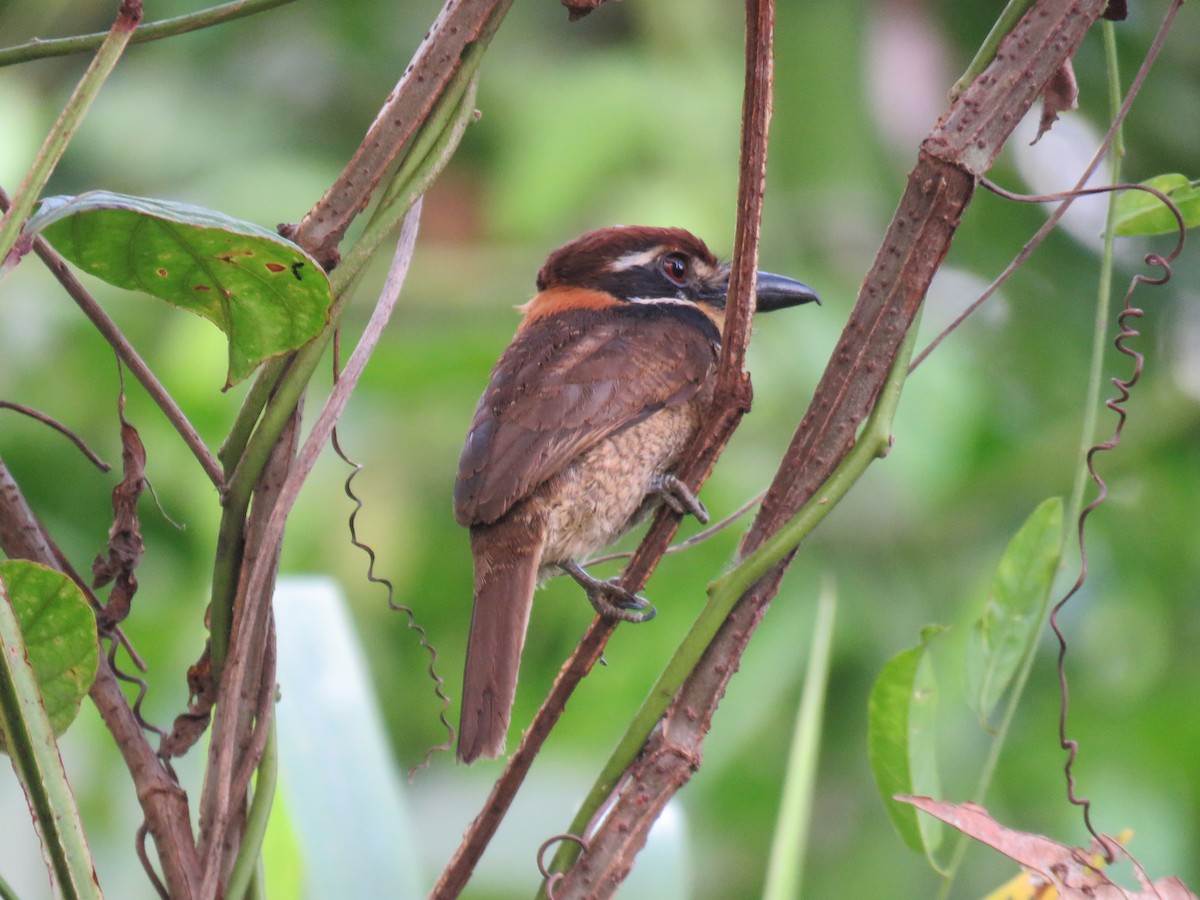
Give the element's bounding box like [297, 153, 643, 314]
[535, 401, 703, 573]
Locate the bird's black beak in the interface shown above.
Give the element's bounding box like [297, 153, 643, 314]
[754, 270, 820, 312]
[697, 268, 820, 311]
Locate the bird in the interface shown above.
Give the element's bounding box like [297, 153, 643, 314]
[453, 225, 818, 763]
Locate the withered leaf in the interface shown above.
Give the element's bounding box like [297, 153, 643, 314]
[1033, 60, 1078, 144]
[899, 797, 1198, 899]
[561, 0, 609, 21]
[160, 642, 215, 759]
[92, 418, 146, 627]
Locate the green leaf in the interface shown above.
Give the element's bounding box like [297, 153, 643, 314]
[867, 627, 945, 857]
[964, 498, 1063, 725]
[1112, 174, 1200, 237]
[0, 561, 98, 752]
[28, 191, 332, 386]
[0, 565, 102, 899]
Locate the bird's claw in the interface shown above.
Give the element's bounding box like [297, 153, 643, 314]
[652, 474, 709, 524]
[560, 560, 657, 623]
[585, 580, 657, 623]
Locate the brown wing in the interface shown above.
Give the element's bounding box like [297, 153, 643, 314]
[454, 303, 719, 526]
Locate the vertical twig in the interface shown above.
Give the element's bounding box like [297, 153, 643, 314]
[433, 1, 779, 895]
[198, 411, 296, 897]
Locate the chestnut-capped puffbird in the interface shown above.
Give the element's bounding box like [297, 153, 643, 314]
[454, 225, 818, 762]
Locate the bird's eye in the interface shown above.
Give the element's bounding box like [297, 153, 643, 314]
[661, 253, 689, 285]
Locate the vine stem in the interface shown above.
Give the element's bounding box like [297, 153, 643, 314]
[1066, 26, 1124, 543]
[949, 0, 1034, 100]
[935, 10, 1186, 893]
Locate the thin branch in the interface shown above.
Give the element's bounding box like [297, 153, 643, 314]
[584, 488, 765, 567]
[0, 0, 300, 68]
[0, 188, 225, 487]
[0, 401, 111, 472]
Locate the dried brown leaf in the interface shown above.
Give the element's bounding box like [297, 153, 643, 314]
[1034, 60, 1079, 144]
[900, 797, 1198, 899]
[561, 0, 609, 21]
[92, 417, 146, 626]
[160, 642, 215, 759]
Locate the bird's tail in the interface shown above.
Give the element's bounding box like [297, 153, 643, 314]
[457, 515, 546, 763]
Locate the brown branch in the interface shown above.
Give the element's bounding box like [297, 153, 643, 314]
[0, 401, 111, 472]
[431, 0, 778, 895]
[289, 0, 511, 267]
[553, 0, 1113, 894]
[197, 409, 295, 897]
[0, 456, 201, 898]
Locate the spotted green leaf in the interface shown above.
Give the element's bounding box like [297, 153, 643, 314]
[29, 191, 332, 386]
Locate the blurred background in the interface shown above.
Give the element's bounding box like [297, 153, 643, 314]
[1, 0, 1198, 897]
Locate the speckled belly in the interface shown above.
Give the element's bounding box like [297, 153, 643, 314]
[536, 403, 700, 575]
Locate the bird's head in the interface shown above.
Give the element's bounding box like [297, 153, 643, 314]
[535, 225, 819, 322]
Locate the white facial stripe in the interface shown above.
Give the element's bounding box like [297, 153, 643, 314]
[609, 248, 663, 271]
[625, 296, 694, 306]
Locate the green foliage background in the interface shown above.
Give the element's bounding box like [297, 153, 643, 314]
[1, 0, 1198, 896]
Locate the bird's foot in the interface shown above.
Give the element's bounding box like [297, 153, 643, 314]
[652, 474, 709, 524]
[560, 560, 656, 623]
